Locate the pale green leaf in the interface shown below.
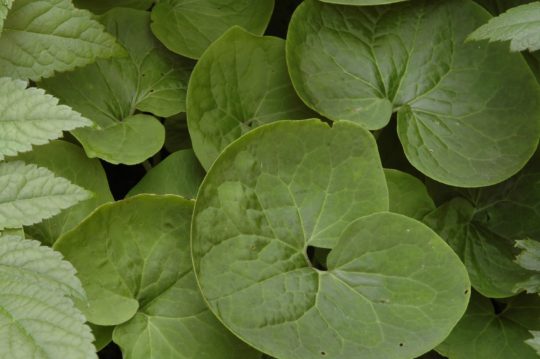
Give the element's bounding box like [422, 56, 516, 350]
[192, 119, 470, 359]
[73, 0, 153, 14]
[127, 150, 204, 199]
[13, 140, 113, 245]
[438, 293, 540, 359]
[150, 0, 274, 59]
[55, 195, 260, 358]
[515, 239, 540, 293]
[0, 0, 13, 33]
[40, 8, 189, 164]
[187, 26, 314, 169]
[385, 169, 435, 220]
[286, 0, 540, 187]
[526, 331, 540, 355]
[0, 77, 91, 161]
[0, 234, 96, 359]
[0, 161, 91, 230]
[469, 2, 540, 52]
[0, 0, 124, 81]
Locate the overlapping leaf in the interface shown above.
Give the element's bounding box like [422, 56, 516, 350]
[0, 77, 91, 160]
[0, 161, 90, 231]
[0, 0, 12, 33]
[469, 2, 540, 52]
[286, 0, 540, 187]
[127, 150, 204, 199]
[437, 293, 540, 359]
[0, 0, 124, 81]
[192, 119, 470, 359]
[55, 195, 260, 359]
[320, 0, 408, 4]
[187, 26, 314, 169]
[40, 8, 191, 165]
[151, 0, 275, 59]
[14, 141, 113, 245]
[0, 234, 95, 359]
[73, 0, 153, 14]
[385, 169, 435, 220]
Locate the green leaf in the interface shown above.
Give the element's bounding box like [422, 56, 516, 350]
[73, 114, 165, 165]
[40, 7, 191, 165]
[150, 0, 275, 59]
[424, 198, 535, 298]
[89, 324, 114, 351]
[55, 195, 260, 358]
[0, 0, 124, 81]
[0, 161, 91, 230]
[286, 0, 540, 187]
[385, 169, 435, 220]
[192, 119, 470, 359]
[73, 0, 153, 14]
[515, 239, 540, 293]
[0, 77, 91, 161]
[527, 331, 540, 355]
[469, 3, 540, 52]
[127, 150, 205, 199]
[437, 293, 540, 359]
[0, 234, 96, 359]
[319, 0, 407, 4]
[13, 140, 113, 245]
[0, 0, 13, 33]
[187, 26, 314, 170]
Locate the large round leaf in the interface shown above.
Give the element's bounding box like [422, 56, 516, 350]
[192, 120, 470, 359]
[187, 26, 314, 170]
[40, 8, 191, 165]
[150, 0, 275, 59]
[55, 195, 259, 358]
[286, 0, 540, 187]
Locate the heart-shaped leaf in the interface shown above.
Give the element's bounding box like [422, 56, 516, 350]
[192, 119, 470, 359]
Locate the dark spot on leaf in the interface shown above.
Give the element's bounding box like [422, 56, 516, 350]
[320, 352, 326, 356]
[464, 289, 469, 294]
[399, 343, 404, 347]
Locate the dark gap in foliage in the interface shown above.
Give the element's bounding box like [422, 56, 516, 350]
[98, 342, 122, 359]
[265, 0, 303, 38]
[415, 351, 448, 359]
[490, 298, 508, 315]
[306, 245, 330, 271]
[376, 115, 424, 179]
[101, 161, 146, 200]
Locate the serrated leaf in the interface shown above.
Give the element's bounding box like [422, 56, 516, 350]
[469, 3, 540, 52]
[515, 239, 540, 293]
[40, 8, 189, 165]
[127, 150, 205, 199]
[187, 26, 314, 170]
[0, 77, 91, 160]
[286, 0, 540, 187]
[437, 293, 540, 359]
[0, 161, 91, 230]
[192, 119, 470, 359]
[0, 234, 96, 359]
[0, 0, 124, 81]
[14, 140, 113, 245]
[55, 195, 260, 359]
[526, 331, 540, 355]
[0, 0, 13, 33]
[385, 169, 435, 220]
[150, 0, 275, 59]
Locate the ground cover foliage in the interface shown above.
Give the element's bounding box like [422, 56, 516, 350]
[1, 0, 540, 358]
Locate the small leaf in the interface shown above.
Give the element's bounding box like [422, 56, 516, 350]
[127, 150, 205, 199]
[55, 195, 260, 358]
[385, 169, 435, 220]
[469, 3, 540, 52]
[187, 26, 314, 169]
[14, 140, 113, 245]
[526, 331, 540, 355]
[0, 0, 13, 33]
[0, 234, 96, 359]
[0, 0, 124, 81]
[0, 161, 91, 230]
[150, 0, 274, 59]
[0, 77, 91, 160]
[40, 8, 188, 165]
